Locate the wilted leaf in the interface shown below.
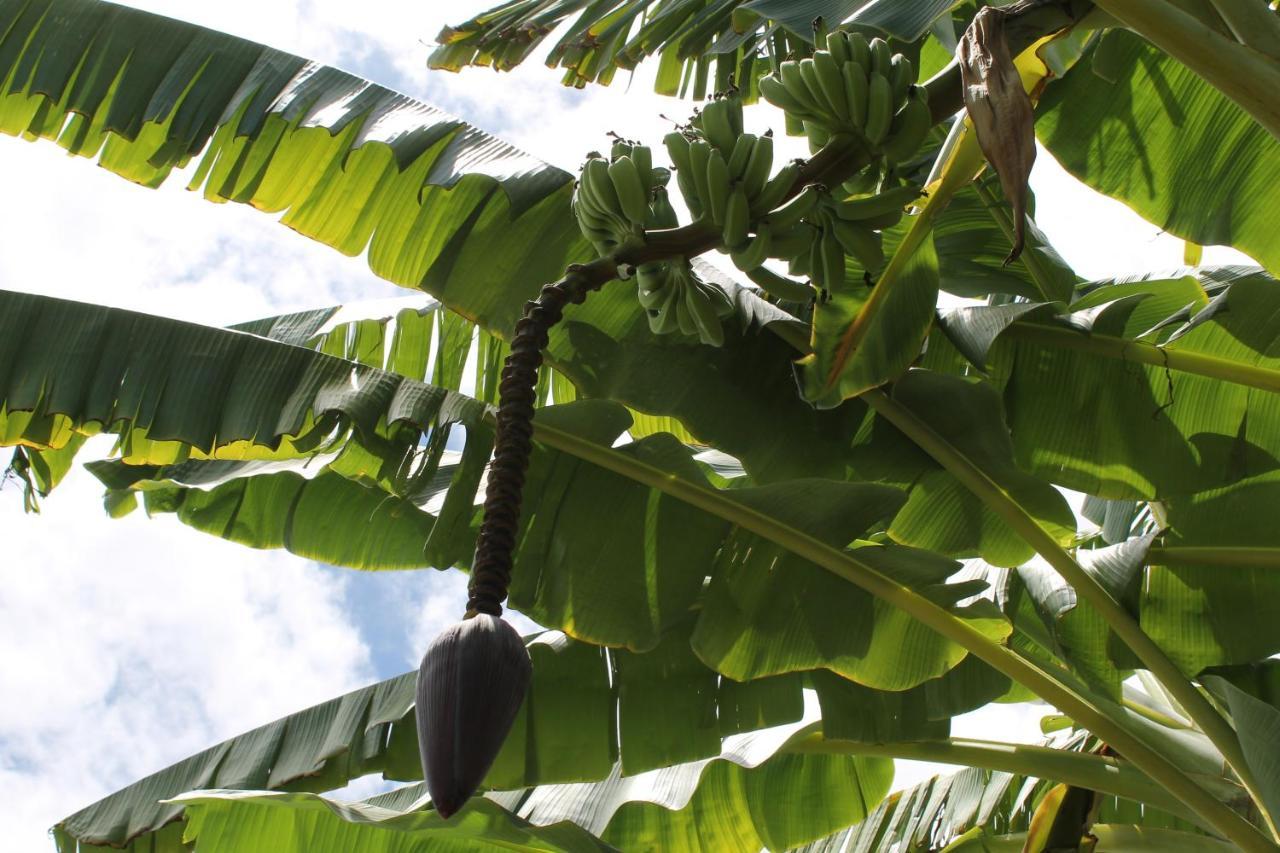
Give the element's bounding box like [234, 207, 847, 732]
[958, 5, 1037, 262]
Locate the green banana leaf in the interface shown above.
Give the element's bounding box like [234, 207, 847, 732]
[1203, 675, 1280, 825]
[156, 741, 888, 853]
[1037, 29, 1280, 276]
[0, 0, 865, 483]
[1146, 467, 1280, 673]
[931, 174, 1079, 303]
[934, 267, 1280, 500]
[167, 793, 613, 853]
[430, 0, 957, 97]
[795, 730, 1217, 852]
[50, 644, 890, 853]
[3, 289, 1006, 677]
[745, 0, 959, 43]
[121, 430, 1006, 687]
[0, 290, 488, 467]
[79, 290, 1083, 576]
[874, 370, 1077, 568]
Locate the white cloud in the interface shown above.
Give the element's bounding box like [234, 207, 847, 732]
[0, 452, 372, 850]
[0, 140, 385, 325]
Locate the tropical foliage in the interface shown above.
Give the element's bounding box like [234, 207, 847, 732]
[5, 0, 1280, 850]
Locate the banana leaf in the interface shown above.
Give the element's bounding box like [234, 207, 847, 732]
[0, 0, 866, 483]
[430, 0, 957, 97]
[933, 267, 1280, 500]
[49, 639, 889, 853]
[1038, 30, 1280, 277]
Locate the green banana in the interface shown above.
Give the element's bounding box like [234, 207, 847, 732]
[825, 29, 849, 65]
[869, 37, 891, 76]
[779, 61, 825, 117]
[746, 265, 815, 302]
[646, 186, 680, 229]
[819, 224, 847, 291]
[572, 195, 616, 233]
[760, 75, 818, 121]
[610, 139, 633, 162]
[726, 96, 744, 137]
[688, 140, 713, 221]
[705, 147, 732, 226]
[647, 277, 681, 334]
[769, 221, 815, 259]
[798, 59, 834, 122]
[832, 183, 923, 220]
[664, 133, 697, 215]
[804, 121, 832, 153]
[750, 159, 800, 216]
[812, 50, 850, 124]
[632, 145, 654, 193]
[578, 227, 618, 257]
[881, 88, 932, 164]
[830, 217, 886, 272]
[722, 183, 751, 249]
[698, 98, 737, 154]
[664, 131, 693, 174]
[784, 110, 806, 138]
[889, 55, 914, 106]
[608, 155, 649, 225]
[808, 226, 827, 289]
[727, 133, 755, 181]
[730, 224, 772, 271]
[675, 283, 698, 336]
[842, 62, 869, 129]
[637, 262, 670, 306]
[580, 157, 627, 226]
[845, 31, 871, 71]
[864, 71, 894, 145]
[854, 208, 906, 230]
[788, 238, 815, 277]
[765, 184, 819, 230]
[685, 279, 726, 346]
[742, 134, 774, 201]
[842, 158, 884, 196]
[677, 170, 704, 221]
[812, 15, 831, 50]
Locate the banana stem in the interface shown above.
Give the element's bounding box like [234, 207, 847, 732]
[1001, 320, 1280, 394]
[862, 386, 1278, 845]
[521, 413, 1275, 851]
[784, 730, 1226, 829]
[1122, 695, 1194, 730]
[1208, 0, 1280, 59]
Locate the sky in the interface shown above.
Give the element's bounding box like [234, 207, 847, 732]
[0, 3, 1254, 850]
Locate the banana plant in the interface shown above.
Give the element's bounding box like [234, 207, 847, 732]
[6, 0, 1280, 850]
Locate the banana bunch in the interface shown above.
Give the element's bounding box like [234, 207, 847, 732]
[663, 96, 817, 303]
[572, 141, 668, 257]
[633, 185, 734, 346]
[665, 111, 802, 229]
[772, 181, 925, 293]
[759, 31, 932, 166]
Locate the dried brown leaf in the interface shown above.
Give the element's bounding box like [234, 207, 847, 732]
[959, 5, 1038, 263]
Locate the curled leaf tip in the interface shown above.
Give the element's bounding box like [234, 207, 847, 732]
[959, 5, 1037, 264]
